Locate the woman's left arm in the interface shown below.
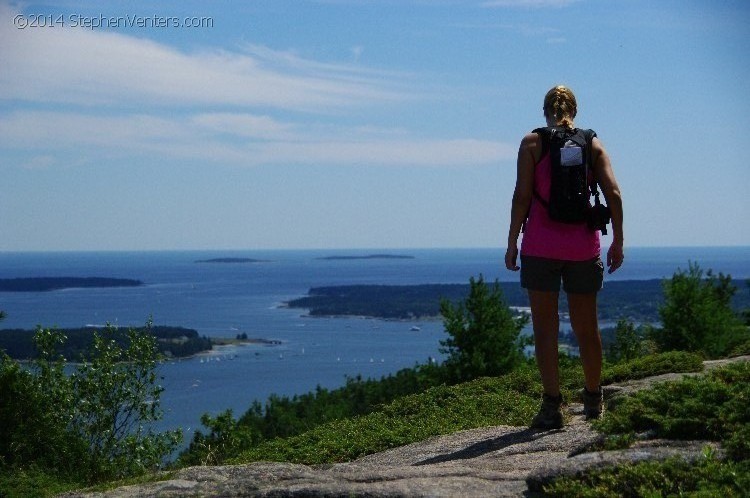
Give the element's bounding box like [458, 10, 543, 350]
[592, 137, 624, 273]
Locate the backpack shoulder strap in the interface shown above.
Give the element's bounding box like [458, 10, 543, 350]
[581, 128, 597, 145]
[581, 128, 602, 195]
[529, 127, 555, 209]
[522, 128, 554, 230]
[532, 127, 553, 160]
[581, 128, 597, 176]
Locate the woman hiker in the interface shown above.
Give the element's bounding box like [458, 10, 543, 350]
[505, 85, 624, 429]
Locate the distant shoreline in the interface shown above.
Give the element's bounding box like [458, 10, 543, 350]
[0, 325, 282, 362]
[316, 254, 415, 261]
[195, 258, 273, 264]
[170, 337, 283, 362]
[284, 279, 750, 323]
[0, 277, 143, 292]
[211, 337, 283, 347]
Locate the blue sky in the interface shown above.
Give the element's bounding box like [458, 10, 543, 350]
[1, 0, 748, 251]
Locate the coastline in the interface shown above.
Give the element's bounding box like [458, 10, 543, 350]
[298, 312, 443, 323]
[282, 279, 750, 323]
[164, 339, 281, 363]
[8, 336, 283, 364]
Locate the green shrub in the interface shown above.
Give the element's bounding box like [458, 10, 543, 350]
[548, 360, 750, 496]
[595, 361, 750, 461]
[729, 338, 750, 357]
[601, 351, 704, 385]
[439, 275, 528, 382]
[0, 329, 88, 474]
[0, 467, 83, 498]
[71, 324, 182, 480]
[656, 263, 746, 358]
[0, 323, 181, 494]
[543, 455, 750, 497]
[606, 319, 646, 362]
[179, 410, 259, 467]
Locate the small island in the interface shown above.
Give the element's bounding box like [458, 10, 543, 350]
[316, 254, 415, 261]
[195, 258, 272, 264]
[0, 277, 143, 292]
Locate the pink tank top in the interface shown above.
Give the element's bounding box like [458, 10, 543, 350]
[520, 153, 600, 261]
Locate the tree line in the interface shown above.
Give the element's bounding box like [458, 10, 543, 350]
[0, 325, 212, 360]
[287, 278, 750, 323]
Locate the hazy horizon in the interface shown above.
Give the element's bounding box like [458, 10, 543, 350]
[2, 245, 749, 254]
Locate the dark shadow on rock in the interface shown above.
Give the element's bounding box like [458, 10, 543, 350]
[414, 428, 559, 466]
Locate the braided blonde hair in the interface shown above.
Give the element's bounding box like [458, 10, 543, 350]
[543, 85, 577, 129]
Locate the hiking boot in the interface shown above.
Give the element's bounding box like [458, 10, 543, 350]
[582, 387, 603, 420]
[530, 393, 564, 430]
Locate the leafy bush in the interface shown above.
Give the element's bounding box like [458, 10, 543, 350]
[180, 410, 258, 466]
[730, 338, 750, 357]
[606, 319, 646, 362]
[601, 351, 704, 385]
[595, 361, 750, 461]
[547, 360, 750, 496]
[0, 323, 181, 494]
[0, 328, 87, 474]
[543, 455, 750, 497]
[0, 467, 83, 498]
[439, 275, 528, 382]
[71, 325, 182, 479]
[655, 262, 746, 357]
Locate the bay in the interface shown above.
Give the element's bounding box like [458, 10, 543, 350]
[1, 247, 748, 445]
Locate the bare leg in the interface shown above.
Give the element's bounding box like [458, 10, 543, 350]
[528, 290, 560, 397]
[567, 292, 602, 392]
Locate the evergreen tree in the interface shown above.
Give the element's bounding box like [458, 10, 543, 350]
[656, 262, 746, 357]
[608, 319, 646, 362]
[439, 275, 528, 382]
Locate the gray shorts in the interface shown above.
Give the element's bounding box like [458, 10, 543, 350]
[520, 255, 604, 294]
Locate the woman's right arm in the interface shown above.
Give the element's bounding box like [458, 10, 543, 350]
[505, 133, 538, 271]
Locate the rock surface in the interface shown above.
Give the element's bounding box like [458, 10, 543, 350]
[64, 356, 748, 498]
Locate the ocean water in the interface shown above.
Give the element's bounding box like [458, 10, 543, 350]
[1, 247, 748, 444]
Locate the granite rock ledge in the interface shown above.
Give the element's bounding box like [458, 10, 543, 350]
[63, 356, 749, 498]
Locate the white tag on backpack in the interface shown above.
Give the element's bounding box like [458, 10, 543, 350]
[560, 146, 583, 167]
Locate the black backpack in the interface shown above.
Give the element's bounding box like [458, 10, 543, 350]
[532, 126, 609, 234]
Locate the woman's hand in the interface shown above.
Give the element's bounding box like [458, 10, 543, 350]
[607, 241, 624, 274]
[505, 244, 520, 271]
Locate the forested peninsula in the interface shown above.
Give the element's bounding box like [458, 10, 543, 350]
[0, 277, 143, 292]
[0, 326, 212, 361]
[286, 279, 750, 323]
